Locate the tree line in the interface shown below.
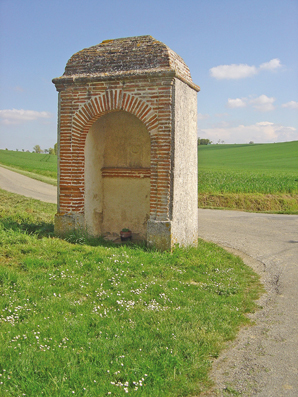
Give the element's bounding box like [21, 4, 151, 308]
[197, 138, 212, 145]
[32, 143, 57, 154]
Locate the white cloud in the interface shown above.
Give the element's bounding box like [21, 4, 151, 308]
[210, 58, 282, 80]
[282, 101, 298, 109]
[0, 109, 52, 125]
[210, 64, 257, 80]
[226, 95, 275, 111]
[199, 121, 297, 144]
[259, 58, 281, 71]
[227, 98, 247, 108]
[250, 95, 275, 112]
[197, 113, 210, 120]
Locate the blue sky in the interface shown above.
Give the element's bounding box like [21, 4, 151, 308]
[0, 0, 297, 150]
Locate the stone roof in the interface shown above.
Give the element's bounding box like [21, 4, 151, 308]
[53, 35, 199, 91]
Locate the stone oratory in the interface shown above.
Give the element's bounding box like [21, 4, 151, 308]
[52, 35, 200, 251]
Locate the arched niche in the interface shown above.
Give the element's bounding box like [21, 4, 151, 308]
[84, 110, 151, 239]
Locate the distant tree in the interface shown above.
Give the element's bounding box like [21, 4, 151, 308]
[44, 149, 49, 154]
[49, 147, 55, 155]
[54, 143, 58, 155]
[22, 149, 24, 152]
[198, 138, 212, 145]
[16, 149, 19, 151]
[33, 145, 43, 153]
[249, 141, 254, 144]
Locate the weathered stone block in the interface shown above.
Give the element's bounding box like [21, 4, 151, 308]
[54, 213, 85, 236]
[147, 220, 172, 251]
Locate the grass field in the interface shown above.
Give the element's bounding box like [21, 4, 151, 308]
[198, 141, 298, 193]
[0, 150, 57, 184]
[198, 141, 298, 213]
[0, 189, 262, 396]
[198, 141, 298, 172]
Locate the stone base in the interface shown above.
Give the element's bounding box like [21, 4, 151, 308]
[147, 220, 172, 251]
[147, 219, 198, 251]
[54, 214, 197, 251]
[54, 213, 85, 236]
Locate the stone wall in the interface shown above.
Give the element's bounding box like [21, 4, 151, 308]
[172, 78, 198, 246]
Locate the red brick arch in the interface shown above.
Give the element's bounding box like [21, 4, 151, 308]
[64, 90, 161, 216]
[71, 90, 158, 150]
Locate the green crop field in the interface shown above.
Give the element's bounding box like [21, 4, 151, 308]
[198, 141, 298, 194]
[0, 150, 57, 179]
[198, 141, 298, 172]
[198, 141, 298, 213]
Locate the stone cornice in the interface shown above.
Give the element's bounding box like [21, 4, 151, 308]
[52, 69, 200, 92]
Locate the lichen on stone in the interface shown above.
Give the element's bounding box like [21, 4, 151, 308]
[61, 35, 194, 86]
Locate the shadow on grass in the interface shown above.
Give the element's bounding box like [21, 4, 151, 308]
[1, 217, 54, 238]
[62, 229, 153, 252]
[1, 217, 155, 252]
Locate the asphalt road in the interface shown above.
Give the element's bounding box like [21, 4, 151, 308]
[0, 166, 57, 203]
[1, 167, 297, 396]
[198, 209, 298, 396]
